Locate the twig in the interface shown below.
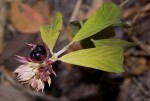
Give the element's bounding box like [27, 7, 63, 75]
[5, 0, 21, 2]
[132, 3, 150, 25]
[125, 50, 149, 56]
[131, 36, 150, 55]
[0, 0, 6, 53]
[119, 0, 129, 8]
[127, 3, 150, 56]
[70, 0, 82, 22]
[132, 77, 149, 96]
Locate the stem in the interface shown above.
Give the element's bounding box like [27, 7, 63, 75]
[57, 42, 73, 56]
[49, 42, 74, 61]
[49, 25, 54, 55]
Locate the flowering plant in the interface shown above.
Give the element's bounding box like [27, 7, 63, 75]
[14, 2, 135, 92]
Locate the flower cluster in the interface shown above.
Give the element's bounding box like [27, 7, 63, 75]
[14, 44, 56, 92]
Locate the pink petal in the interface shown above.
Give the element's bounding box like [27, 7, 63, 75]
[18, 68, 36, 81]
[14, 64, 29, 74]
[15, 55, 29, 64]
[30, 78, 44, 92]
[30, 78, 38, 89]
[47, 76, 51, 86]
[26, 43, 36, 50]
[18, 72, 33, 81]
[46, 60, 53, 65]
[52, 69, 56, 76]
[37, 79, 44, 92]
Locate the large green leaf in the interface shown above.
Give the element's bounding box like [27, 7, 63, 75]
[92, 39, 136, 48]
[71, 2, 122, 43]
[40, 12, 62, 52]
[60, 46, 124, 73]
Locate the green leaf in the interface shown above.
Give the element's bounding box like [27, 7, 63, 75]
[40, 12, 62, 52]
[69, 21, 129, 49]
[71, 2, 122, 43]
[92, 39, 136, 48]
[69, 21, 129, 38]
[69, 22, 115, 48]
[80, 26, 115, 48]
[60, 46, 124, 73]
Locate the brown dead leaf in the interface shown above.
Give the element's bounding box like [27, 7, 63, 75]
[126, 57, 148, 75]
[9, 2, 44, 34]
[32, 0, 53, 24]
[78, 0, 104, 20]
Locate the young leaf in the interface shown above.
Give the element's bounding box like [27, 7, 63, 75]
[71, 2, 122, 43]
[40, 12, 62, 52]
[92, 39, 136, 48]
[59, 46, 124, 73]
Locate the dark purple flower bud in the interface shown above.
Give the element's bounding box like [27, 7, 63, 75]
[30, 45, 47, 62]
[34, 45, 47, 55]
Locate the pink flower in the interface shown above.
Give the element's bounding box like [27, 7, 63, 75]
[14, 44, 55, 92]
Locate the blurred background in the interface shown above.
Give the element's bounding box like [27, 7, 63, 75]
[0, 0, 150, 101]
